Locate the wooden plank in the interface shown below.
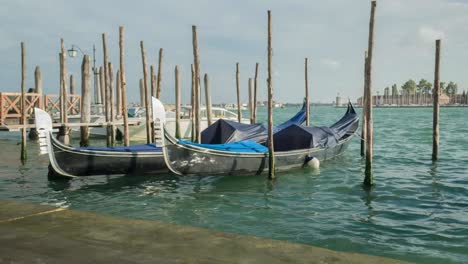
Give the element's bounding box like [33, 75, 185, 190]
[0, 120, 142, 131]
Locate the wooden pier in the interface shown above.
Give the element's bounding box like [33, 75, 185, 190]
[0, 92, 81, 125]
[0, 120, 141, 132]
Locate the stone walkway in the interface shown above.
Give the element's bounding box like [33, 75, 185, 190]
[0, 200, 410, 264]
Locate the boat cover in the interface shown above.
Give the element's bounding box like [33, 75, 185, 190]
[201, 101, 307, 144]
[179, 140, 268, 153]
[273, 102, 358, 151]
[76, 144, 162, 152]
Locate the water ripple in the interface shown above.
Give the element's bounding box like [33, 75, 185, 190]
[1, 107, 467, 263]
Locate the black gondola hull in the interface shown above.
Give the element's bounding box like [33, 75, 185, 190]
[48, 135, 167, 178]
[163, 132, 353, 176]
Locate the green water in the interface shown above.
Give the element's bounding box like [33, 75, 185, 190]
[1, 106, 467, 263]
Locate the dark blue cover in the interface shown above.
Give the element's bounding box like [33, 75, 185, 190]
[76, 144, 162, 153]
[201, 101, 307, 144]
[273, 102, 359, 151]
[179, 139, 268, 153]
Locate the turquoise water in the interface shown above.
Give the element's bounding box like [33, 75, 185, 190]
[1, 106, 467, 263]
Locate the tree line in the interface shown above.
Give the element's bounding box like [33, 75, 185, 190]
[382, 79, 462, 96]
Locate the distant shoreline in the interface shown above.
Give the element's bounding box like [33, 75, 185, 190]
[336, 105, 468, 108]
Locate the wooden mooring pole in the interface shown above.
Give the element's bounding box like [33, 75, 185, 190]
[150, 65, 156, 98]
[253, 63, 259, 124]
[70, 74, 76, 114]
[140, 41, 152, 144]
[108, 62, 115, 146]
[204, 73, 212, 126]
[150, 69, 156, 143]
[29, 65, 42, 140]
[361, 51, 368, 157]
[58, 39, 69, 144]
[432, 39, 441, 161]
[116, 70, 122, 117]
[267, 10, 275, 179]
[80, 55, 91, 147]
[102, 33, 112, 147]
[93, 45, 102, 108]
[70, 74, 75, 95]
[35, 66, 42, 108]
[364, 1, 376, 187]
[99, 66, 105, 110]
[60, 39, 68, 124]
[139, 79, 144, 107]
[305, 58, 310, 126]
[157, 48, 163, 99]
[175, 65, 181, 138]
[190, 64, 195, 142]
[119, 26, 130, 146]
[192, 26, 201, 143]
[236, 62, 242, 123]
[20, 42, 27, 161]
[248, 78, 253, 124]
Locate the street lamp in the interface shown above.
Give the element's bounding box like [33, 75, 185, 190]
[67, 45, 97, 73]
[67, 45, 78, 58]
[67, 44, 102, 109]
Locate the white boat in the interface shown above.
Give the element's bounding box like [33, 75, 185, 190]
[127, 106, 250, 141]
[68, 105, 250, 141]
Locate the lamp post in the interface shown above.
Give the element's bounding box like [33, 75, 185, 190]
[68, 45, 102, 113]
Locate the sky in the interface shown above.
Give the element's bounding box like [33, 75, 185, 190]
[1, 0, 468, 104]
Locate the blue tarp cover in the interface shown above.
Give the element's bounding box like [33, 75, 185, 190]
[273, 102, 359, 151]
[201, 101, 307, 144]
[179, 139, 268, 153]
[76, 144, 162, 152]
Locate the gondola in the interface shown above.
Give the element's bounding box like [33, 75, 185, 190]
[34, 99, 168, 178]
[161, 102, 359, 176]
[35, 98, 307, 178]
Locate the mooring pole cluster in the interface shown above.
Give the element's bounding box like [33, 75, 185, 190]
[15, 3, 447, 186]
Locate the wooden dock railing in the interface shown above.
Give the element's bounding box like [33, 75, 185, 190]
[0, 92, 81, 125]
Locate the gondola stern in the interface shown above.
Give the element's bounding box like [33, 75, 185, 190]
[34, 107, 53, 155]
[151, 96, 184, 176]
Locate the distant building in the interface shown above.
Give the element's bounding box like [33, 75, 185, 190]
[357, 92, 453, 106]
[335, 94, 343, 107]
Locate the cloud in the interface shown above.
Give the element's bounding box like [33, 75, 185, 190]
[2, 0, 468, 104]
[321, 59, 341, 70]
[418, 26, 445, 43]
